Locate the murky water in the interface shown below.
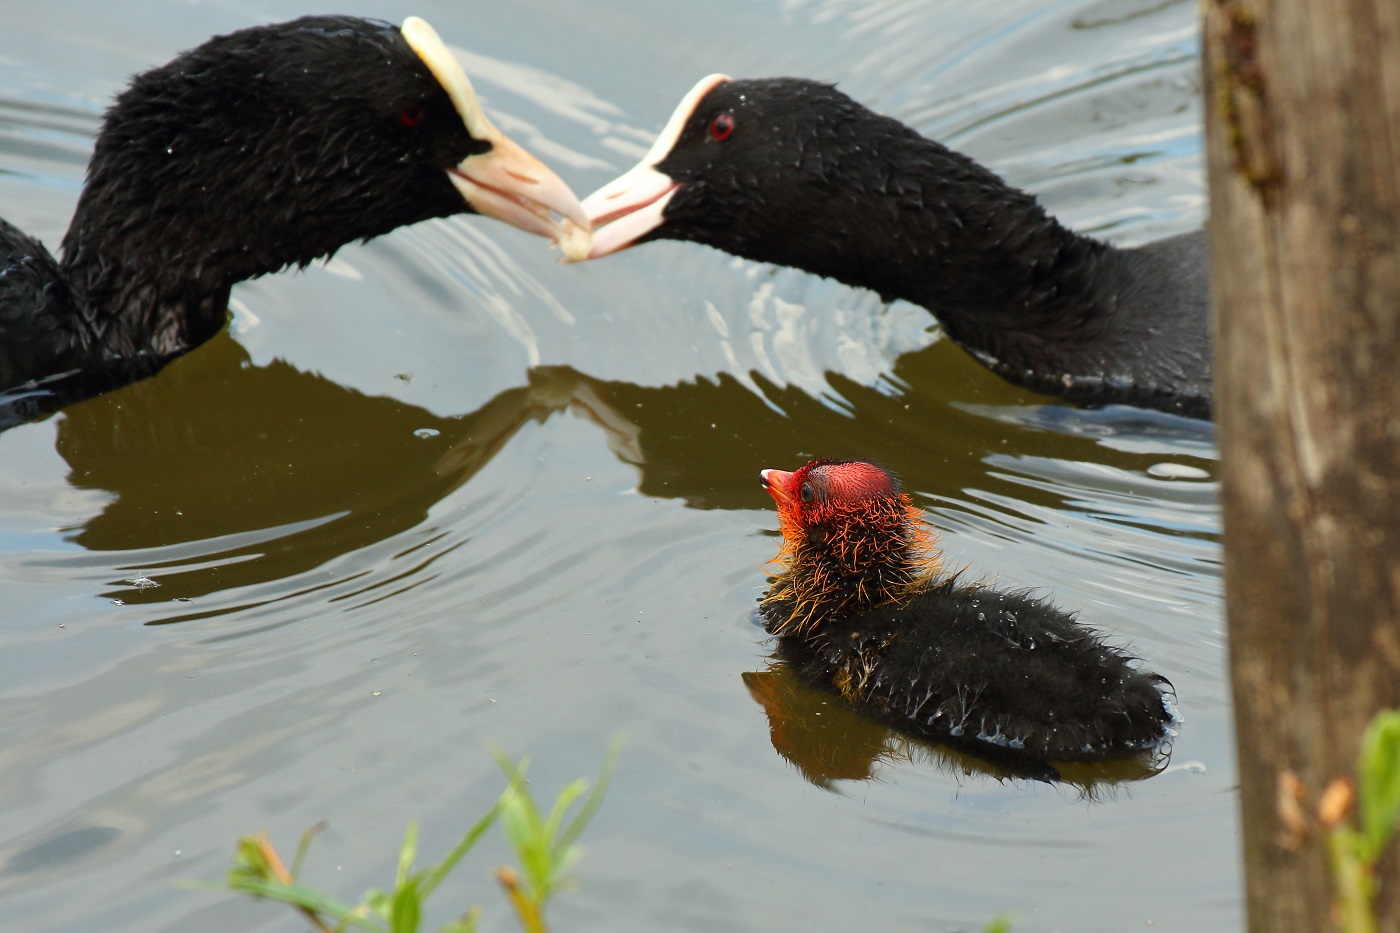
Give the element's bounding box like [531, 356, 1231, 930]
[0, 1, 1233, 930]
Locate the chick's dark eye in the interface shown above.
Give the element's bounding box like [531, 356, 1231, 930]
[799, 482, 814, 504]
[400, 104, 428, 128]
[709, 112, 734, 141]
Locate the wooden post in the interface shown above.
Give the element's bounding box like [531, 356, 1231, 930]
[1202, 0, 1400, 929]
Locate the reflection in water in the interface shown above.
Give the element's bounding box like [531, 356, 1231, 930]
[52, 334, 639, 622]
[744, 661, 1170, 792]
[2, 825, 120, 876]
[49, 332, 1215, 625]
[553, 337, 1217, 516]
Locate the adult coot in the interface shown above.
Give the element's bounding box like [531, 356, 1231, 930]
[0, 16, 589, 421]
[582, 76, 1209, 419]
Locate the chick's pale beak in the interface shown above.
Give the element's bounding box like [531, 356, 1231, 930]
[761, 468, 795, 504]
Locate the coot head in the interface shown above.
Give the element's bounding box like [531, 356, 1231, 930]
[62, 16, 589, 321]
[582, 77, 914, 274]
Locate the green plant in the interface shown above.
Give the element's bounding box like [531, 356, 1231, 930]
[215, 742, 619, 933]
[1324, 710, 1400, 933]
[490, 744, 618, 933]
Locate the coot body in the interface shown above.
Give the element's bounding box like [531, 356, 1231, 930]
[584, 77, 1209, 418]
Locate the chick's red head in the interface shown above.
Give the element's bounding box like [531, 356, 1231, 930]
[761, 459, 898, 540]
[759, 459, 940, 630]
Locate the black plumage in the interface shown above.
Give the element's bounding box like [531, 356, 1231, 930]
[760, 458, 1175, 774]
[0, 16, 585, 424]
[765, 580, 1174, 764]
[585, 77, 1210, 419]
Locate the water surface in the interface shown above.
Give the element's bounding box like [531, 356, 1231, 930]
[0, 1, 1232, 930]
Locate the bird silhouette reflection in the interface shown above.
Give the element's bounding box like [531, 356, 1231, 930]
[43, 333, 1211, 634]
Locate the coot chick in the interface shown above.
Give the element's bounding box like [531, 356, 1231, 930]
[0, 16, 589, 418]
[759, 458, 1174, 770]
[582, 76, 1209, 419]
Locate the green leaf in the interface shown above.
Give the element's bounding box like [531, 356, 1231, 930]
[542, 778, 588, 849]
[224, 879, 385, 932]
[556, 738, 621, 856]
[364, 887, 394, 920]
[396, 822, 419, 889]
[291, 822, 326, 881]
[1358, 710, 1400, 862]
[390, 878, 422, 933]
[982, 913, 1015, 933]
[490, 747, 531, 788]
[497, 776, 553, 897]
[436, 906, 481, 933]
[418, 803, 500, 900]
[492, 738, 622, 906]
[1327, 825, 1375, 933]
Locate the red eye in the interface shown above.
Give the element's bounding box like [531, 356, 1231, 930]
[400, 104, 427, 127]
[709, 112, 734, 141]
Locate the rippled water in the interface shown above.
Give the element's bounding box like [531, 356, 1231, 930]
[0, 1, 1232, 931]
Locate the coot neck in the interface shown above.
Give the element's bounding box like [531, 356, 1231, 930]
[58, 180, 258, 377]
[767, 122, 1131, 379]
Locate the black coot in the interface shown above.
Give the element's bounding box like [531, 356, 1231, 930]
[0, 16, 589, 424]
[583, 77, 1208, 418]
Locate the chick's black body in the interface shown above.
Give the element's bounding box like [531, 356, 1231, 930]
[0, 17, 486, 418]
[763, 580, 1174, 763]
[759, 458, 1174, 776]
[604, 79, 1211, 418]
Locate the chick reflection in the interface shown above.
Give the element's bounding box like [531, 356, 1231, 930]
[54, 334, 638, 621]
[744, 663, 1169, 792]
